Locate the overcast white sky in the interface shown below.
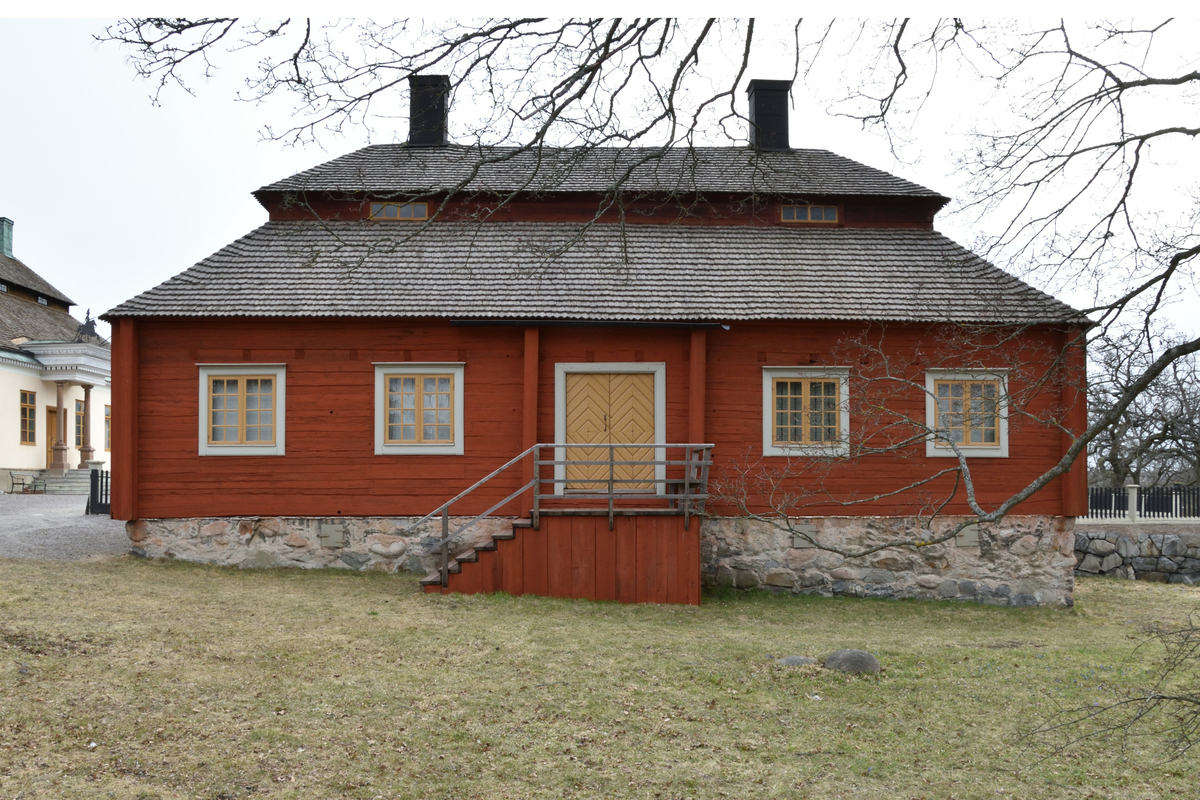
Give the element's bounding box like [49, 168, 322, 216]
[0, 16, 1194, 340]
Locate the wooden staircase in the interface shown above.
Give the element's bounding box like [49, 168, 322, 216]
[409, 443, 711, 606]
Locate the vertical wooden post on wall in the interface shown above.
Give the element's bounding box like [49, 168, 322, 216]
[110, 317, 139, 521]
[522, 327, 540, 511]
[1061, 327, 1088, 517]
[688, 328, 707, 444]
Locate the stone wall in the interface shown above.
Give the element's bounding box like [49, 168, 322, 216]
[1072, 528, 1200, 584]
[701, 515, 1076, 607]
[126, 512, 1077, 606]
[126, 515, 512, 575]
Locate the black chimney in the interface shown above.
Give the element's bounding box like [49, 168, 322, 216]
[408, 75, 451, 147]
[746, 79, 792, 151]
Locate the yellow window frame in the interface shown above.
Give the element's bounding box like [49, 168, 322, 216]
[384, 373, 455, 445]
[369, 201, 429, 221]
[781, 204, 839, 224]
[207, 375, 277, 445]
[19, 390, 35, 445]
[772, 377, 841, 446]
[74, 399, 84, 447]
[934, 379, 1001, 448]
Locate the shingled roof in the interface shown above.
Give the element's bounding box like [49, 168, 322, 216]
[105, 221, 1079, 325]
[255, 144, 947, 201]
[0, 252, 73, 305]
[0, 291, 83, 355]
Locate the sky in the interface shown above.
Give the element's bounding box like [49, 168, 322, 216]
[0, 17, 1195, 341]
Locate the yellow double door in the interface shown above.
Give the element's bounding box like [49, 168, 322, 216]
[564, 372, 655, 491]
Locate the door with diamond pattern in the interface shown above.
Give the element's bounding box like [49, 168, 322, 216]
[564, 372, 655, 491]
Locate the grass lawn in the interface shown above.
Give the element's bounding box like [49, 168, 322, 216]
[1, 558, 1198, 799]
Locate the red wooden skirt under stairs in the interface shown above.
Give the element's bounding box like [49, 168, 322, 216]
[424, 514, 701, 605]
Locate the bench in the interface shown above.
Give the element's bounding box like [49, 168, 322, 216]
[10, 474, 46, 494]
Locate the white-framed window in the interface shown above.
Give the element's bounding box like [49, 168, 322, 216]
[925, 370, 1008, 458]
[197, 364, 286, 456]
[761, 367, 850, 457]
[374, 363, 464, 455]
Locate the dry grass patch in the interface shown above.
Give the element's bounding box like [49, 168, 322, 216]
[1, 557, 1198, 799]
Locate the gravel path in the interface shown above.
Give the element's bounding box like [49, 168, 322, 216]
[0, 493, 129, 561]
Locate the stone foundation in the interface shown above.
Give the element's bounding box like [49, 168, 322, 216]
[1072, 528, 1200, 584]
[126, 515, 513, 575]
[701, 515, 1076, 607]
[127, 513, 1076, 606]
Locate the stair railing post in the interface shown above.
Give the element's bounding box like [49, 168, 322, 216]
[608, 443, 615, 531]
[440, 507, 450, 587]
[682, 445, 692, 530]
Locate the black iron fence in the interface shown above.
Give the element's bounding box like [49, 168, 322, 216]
[1086, 485, 1200, 520]
[87, 469, 110, 515]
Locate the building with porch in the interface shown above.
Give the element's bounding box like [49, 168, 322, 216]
[104, 77, 1087, 605]
[0, 217, 111, 490]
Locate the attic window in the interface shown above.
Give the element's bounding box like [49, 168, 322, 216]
[370, 202, 428, 221]
[37, 297, 47, 305]
[0, 283, 7, 292]
[781, 205, 838, 224]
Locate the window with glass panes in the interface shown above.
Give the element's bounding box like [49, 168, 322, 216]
[385, 374, 454, 444]
[781, 205, 838, 223]
[370, 202, 428, 220]
[104, 405, 111, 450]
[74, 400, 84, 447]
[208, 376, 275, 444]
[934, 380, 999, 446]
[20, 391, 35, 445]
[773, 378, 840, 445]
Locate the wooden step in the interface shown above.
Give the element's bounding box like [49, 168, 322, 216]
[475, 540, 498, 552]
[419, 571, 443, 586]
[455, 549, 478, 564]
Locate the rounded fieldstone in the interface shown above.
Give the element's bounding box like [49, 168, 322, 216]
[1077, 553, 1102, 573]
[1089, 539, 1117, 556]
[938, 579, 959, 597]
[823, 649, 881, 674]
[1157, 557, 1179, 573]
[1161, 536, 1187, 558]
[777, 655, 817, 666]
[1099, 553, 1123, 572]
[862, 569, 895, 585]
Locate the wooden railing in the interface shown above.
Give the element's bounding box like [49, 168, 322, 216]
[1083, 484, 1200, 523]
[403, 443, 713, 588]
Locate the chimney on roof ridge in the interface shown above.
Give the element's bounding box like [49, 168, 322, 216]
[408, 75, 452, 147]
[746, 79, 793, 151]
[0, 217, 12, 259]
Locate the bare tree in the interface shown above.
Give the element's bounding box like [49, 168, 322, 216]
[1090, 328, 1200, 487]
[1024, 615, 1200, 762]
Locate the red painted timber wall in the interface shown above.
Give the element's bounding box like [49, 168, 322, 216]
[262, 192, 941, 229]
[427, 515, 701, 605]
[114, 316, 1084, 521]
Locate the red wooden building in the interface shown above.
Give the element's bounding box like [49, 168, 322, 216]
[104, 77, 1087, 606]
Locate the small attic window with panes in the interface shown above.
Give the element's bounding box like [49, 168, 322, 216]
[370, 202, 428, 221]
[781, 205, 839, 224]
[37, 296, 47, 305]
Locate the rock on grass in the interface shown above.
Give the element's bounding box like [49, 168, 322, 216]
[823, 649, 880, 674]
